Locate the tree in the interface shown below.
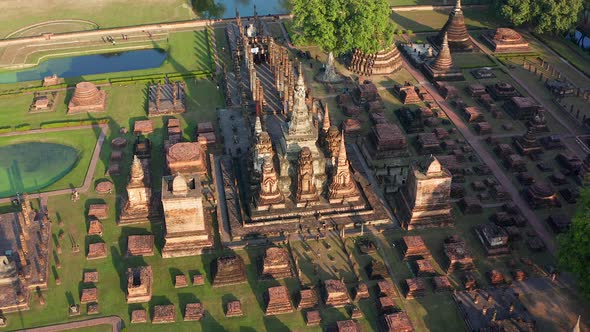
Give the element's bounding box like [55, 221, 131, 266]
[191, 0, 226, 19]
[292, 0, 395, 55]
[557, 187, 590, 298]
[497, 0, 583, 34]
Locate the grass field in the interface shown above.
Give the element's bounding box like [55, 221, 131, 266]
[0, 129, 99, 197]
[391, 7, 503, 32]
[534, 33, 590, 79]
[0, 0, 195, 39]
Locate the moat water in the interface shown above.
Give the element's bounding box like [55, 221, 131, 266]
[0, 142, 79, 197]
[197, 0, 289, 18]
[0, 48, 166, 84]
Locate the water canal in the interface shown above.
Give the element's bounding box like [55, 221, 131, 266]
[0, 48, 166, 84]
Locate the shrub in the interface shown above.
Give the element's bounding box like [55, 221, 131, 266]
[15, 124, 31, 131]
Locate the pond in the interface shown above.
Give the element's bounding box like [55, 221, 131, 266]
[0, 48, 166, 84]
[195, 0, 289, 19]
[0, 142, 79, 197]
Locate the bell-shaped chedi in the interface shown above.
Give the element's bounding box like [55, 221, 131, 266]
[328, 133, 360, 204]
[431, 0, 473, 52]
[482, 28, 530, 53]
[348, 46, 403, 76]
[423, 33, 464, 81]
[296, 147, 320, 206]
[67, 82, 107, 114]
[119, 155, 153, 224]
[255, 157, 286, 211]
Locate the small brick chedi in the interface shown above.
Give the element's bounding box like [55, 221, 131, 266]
[126, 266, 152, 303]
[213, 255, 247, 287]
[395, 156, 453, 229]
[261, 247, 293, 279]
[161, 173, 213, 257]
[119, 156, 153, 224]
[324, 279, 350, 307]
[431, 0, 473, 52]
[166, 142, 208, 175]
[482, 28, 530, 53]
[265, 285, 294, 315]
[67, 82, 107, 114]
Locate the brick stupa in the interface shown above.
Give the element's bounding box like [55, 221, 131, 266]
[324, 279, 350, 307]
[119, 156, 153, 224]
[260, 247, 293, 279]
[166, 142, 208, 176]
[67, 82, 107, 114]
[348, 45, 403, 76]
[265, 286, 294, 315]
[212, 255, 247, 287]
[423, 33, 464, 81]
[431, 0, 473, 52]
[482, 28, 530, 53]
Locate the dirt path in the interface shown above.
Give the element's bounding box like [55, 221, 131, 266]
[401, 59, 556, 253]
[15, 315, 122, 332]
[0, 124, 108, 204]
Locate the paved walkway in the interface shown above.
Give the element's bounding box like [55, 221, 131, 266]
[402, 59, 556, 253]
[15, 316, 122, 332]
[0, 124, 108, 204]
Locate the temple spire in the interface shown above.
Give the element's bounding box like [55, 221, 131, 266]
[322, 103, 331, 132]
[131, 155, 144, 180]
[430, 32, 454, 71]
[572, 315, 581, 332]
[337, 130, 348, 166]
[297, 62, 304, 88]
[255, 106, 263, 135]
[454, 0, 462, 12]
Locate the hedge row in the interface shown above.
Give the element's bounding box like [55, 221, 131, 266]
[0, 70, 212, 97]
[40, 118, 110, 129]
[0, 119, 110, 133]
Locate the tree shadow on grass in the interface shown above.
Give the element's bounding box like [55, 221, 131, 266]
[390, 11, 435, 33]
[263, 315, 291, 332]
[177, 292, 200, 320]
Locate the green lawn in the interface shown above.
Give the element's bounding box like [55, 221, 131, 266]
[534, 33, 590, 78]
[0, 0, 195, 39]
[0, 129, 99, 197]
[8, 195, 362, 331]
[391, 7, 503, 32]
